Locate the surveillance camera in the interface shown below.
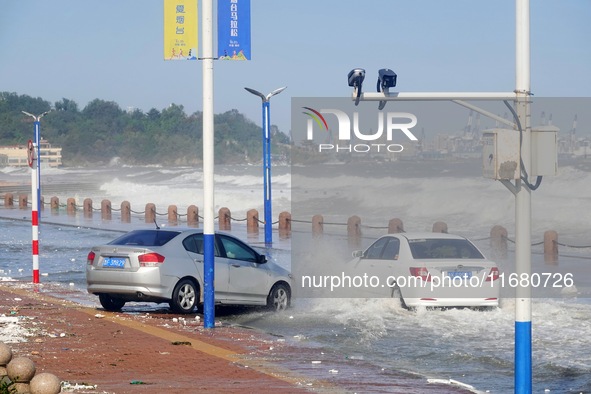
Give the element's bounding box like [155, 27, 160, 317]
[376, 68, 397, 110]
[377, 68, 397, 91]
[348, 68, 365, 106]
[348, 68, 365, 88]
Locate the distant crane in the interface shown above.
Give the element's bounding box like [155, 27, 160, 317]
[570, 114, 578, 152]
[464, 110, 474, 137]
[539, 111, 554, 127]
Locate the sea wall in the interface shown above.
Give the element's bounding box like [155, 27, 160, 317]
[2, 192, 586, 263]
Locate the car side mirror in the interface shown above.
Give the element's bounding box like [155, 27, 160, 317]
[257, 254, 267, 264]
[352, 250, 364, 258]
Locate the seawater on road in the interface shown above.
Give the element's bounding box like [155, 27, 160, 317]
[2, 162, 591, 392]
[1, 215, 591, 393]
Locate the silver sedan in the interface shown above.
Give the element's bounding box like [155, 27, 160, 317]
[86, 229, 292, 314]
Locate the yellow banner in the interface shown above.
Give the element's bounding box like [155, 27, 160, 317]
[164, 0, 198, 60]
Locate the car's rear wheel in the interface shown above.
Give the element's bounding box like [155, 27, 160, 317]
[267, 283, 291, 311]
[170, 279, 198, 314]
[99, 294, 126, 311]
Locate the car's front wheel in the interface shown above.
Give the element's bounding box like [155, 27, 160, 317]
[170, 279, 198, 314]
[99, 294, 126, 311]
[267, 283, 291, 311]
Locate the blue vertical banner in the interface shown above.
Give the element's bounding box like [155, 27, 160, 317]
[217, 0, 251, 60]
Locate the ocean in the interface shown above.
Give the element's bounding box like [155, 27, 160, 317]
[1, 159, 590, 393]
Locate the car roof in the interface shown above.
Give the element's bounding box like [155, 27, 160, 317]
[383, 232, 468, 241]
[128, 228, 219, 235]
[124, 228, 243, 238]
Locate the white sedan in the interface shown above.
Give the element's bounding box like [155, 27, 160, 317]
[346, 232, 500, 308]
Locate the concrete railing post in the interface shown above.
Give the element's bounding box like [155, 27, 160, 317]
[83, 198, 93, 218]
[145, 203, 156, 224]
[4, 193, 14, 208]
[544, 230, 558, 264]
[187, 205, 199, 227]
[278, 211, 291, 238]
[247, 209, 259, 234]
[168, 205, 178, 225]
[219, 207, 231, 231]
[50, 197, 59, 213]
[101, 199, 112, 221]
[18, 194, 27, 209]
[388, 218, 404, 233]
[67, 198, 76, 216]
[121, 201, 131, 223]
[490, 225, 508, 259]
[312, 214, 323, 237]
[432, 221, 448, 233]
[347, 215, 361, 247]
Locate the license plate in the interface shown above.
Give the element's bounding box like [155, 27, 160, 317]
[447, 271, 472, 279]
[102, 257, 126, 268]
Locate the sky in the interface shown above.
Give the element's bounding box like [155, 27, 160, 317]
[0, 0, 589, 136]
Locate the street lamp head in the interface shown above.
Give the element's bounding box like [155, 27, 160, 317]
[244, 87, 266, 101]
[245, 86, 287, 102]
[267, 86, 287, 100]
[22, 110, 51, 121]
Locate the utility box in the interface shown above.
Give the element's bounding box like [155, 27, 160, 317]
[531, 126, 558, 176]
[482, 129, 520, 180]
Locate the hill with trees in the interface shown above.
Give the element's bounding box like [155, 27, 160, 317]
[0, 92, 290, 166]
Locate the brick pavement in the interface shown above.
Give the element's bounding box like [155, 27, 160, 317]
[0, 282, 469, 394]
[0, 283, 326, 394]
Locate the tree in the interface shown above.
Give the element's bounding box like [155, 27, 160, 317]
[0, 92, 291, 166]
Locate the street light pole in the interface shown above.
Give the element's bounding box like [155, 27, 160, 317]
[244, 86, 287, 245]
[514, 0, 532, 391]
[202, 0, 216, 329]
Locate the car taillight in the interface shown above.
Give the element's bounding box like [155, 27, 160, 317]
[410, 267, 432, 282]
[486, 267, 500, 281]
[139, 253, 165, 267]
[87, 251, 96, 265]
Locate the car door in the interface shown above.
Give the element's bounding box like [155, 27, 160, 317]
[182, 233, 230, 299]
[352, 236, 401, 297]
[219, 234, 269, 304]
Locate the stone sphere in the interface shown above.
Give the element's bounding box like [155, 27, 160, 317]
[13, 382, 31, 393]
[6, 357, 36, 383]
[30, 373, 61, 394]
[0, 343, 12, 365]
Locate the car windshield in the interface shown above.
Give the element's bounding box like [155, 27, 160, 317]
[408, 238, 484, 259]
[108, 230, 181, 247]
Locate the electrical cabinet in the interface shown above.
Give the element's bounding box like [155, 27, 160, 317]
[531, 126, 558, 176]
[482, 129, 521, 180]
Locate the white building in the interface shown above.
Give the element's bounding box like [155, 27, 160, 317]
[0, 139, 62, 168]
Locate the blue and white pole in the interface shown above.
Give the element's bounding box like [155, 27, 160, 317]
[22, 111, 48, 221]
[34, 120, 41, 220]
[515, 0, 532, 392]
[262, 101, 272, 245]
[202, 0, 216, 328]
[244, 86, 287, 246]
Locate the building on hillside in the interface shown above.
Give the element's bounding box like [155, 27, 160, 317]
[0, 139, 62, 168]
